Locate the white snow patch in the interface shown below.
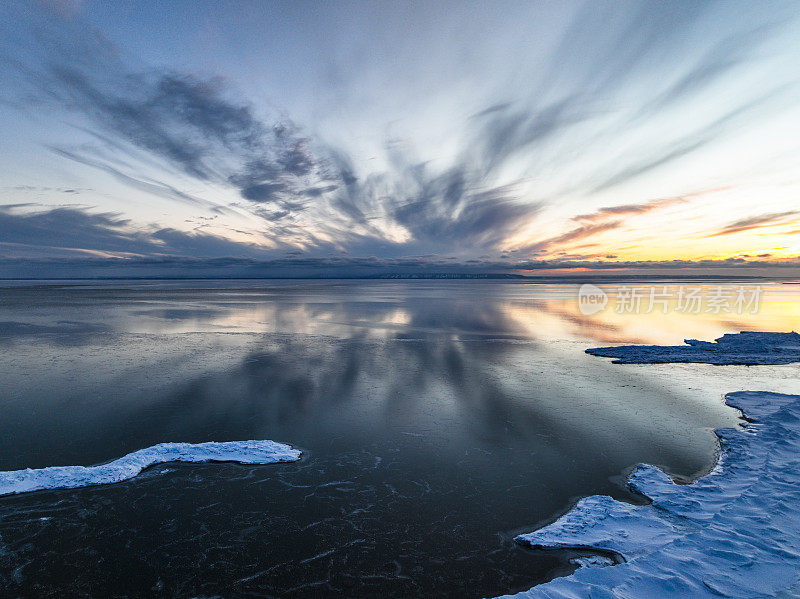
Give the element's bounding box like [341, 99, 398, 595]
[0, 440, 301, 496]
[568, 555, 616, 568]
[587, 331, 800, 364]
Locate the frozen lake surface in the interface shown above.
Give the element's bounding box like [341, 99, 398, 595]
[1, 280, 799, 597]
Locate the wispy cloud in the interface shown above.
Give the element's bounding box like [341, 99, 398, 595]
[46, 64, 327, 210]
[570, 187, 730, 224]
[523, 189, 721, 254]
[571, 196, 689, 223]
[708, 211, 800, 237]
[532, 220, 624, 252]
[2, 1, 799, 270]
[48, 146, 216, 209]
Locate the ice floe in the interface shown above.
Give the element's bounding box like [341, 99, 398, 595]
[586, 331, 800, 364]
[0, 440, 301, 496]
[498, 332, 800, 598]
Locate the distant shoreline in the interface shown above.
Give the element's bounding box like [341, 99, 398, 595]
[0, 274, 784, 282]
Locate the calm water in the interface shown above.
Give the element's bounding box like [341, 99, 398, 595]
[1, 280, 799, 597]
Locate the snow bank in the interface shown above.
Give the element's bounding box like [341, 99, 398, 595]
[497, 332, 800, 598]
[586, 331, 800, 364]
[0, 440, 301, 496]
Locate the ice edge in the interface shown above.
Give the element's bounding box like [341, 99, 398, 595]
[586, 330, 800, 364]
[0, 440, 302, 496]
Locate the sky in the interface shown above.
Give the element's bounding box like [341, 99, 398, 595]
[1, 0, 800, 278]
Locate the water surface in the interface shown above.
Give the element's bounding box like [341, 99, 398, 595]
[1, 280, 799, 597]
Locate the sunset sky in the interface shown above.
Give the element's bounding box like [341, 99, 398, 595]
[2, 1, 800, 277]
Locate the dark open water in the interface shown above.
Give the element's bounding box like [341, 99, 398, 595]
[1, 280, 798, 597]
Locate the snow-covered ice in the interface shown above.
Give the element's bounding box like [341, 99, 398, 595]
[0, 440, 301, 496]
[586, 331, 800, 364]
[497, 332, 800, 598]
[505, 391, 800, 597]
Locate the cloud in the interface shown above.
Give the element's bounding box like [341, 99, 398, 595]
[4, 185, 89, 195]
[11, 11, 550, 254]
[470, 103, 512, 119]
[0, 204, 269, 259]
[2, 2, 798, 268]
[389, 171, 541, 249]
[532, 220, 623, 251]
[570, 187, 729, 224]
[510, 190, 702, 255]
[513, 188, 716, 254]
[708, 211, 800, 237]
[628, 21, 781, 123]
[46, 64, 326, 208]
[0, 198, 798, 279]
[467, 98, 589, 178]
[572, 196, 689, 222]
[48, 146, 214, 208]
[0, 203, 138, 254]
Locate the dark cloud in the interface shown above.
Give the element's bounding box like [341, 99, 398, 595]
[302, 184, 339, 197]
[46, 65, 325, 207]
[279, 140, 314, 176]
[0, 204, 138, 254]
[20, 15, 550, 252]
[149, 227, 269, 258]
[0, 204, 270, 259]
[389, 168, 540, 249]
[0, 9, 333, 215]
[239, 182, 286, 203]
